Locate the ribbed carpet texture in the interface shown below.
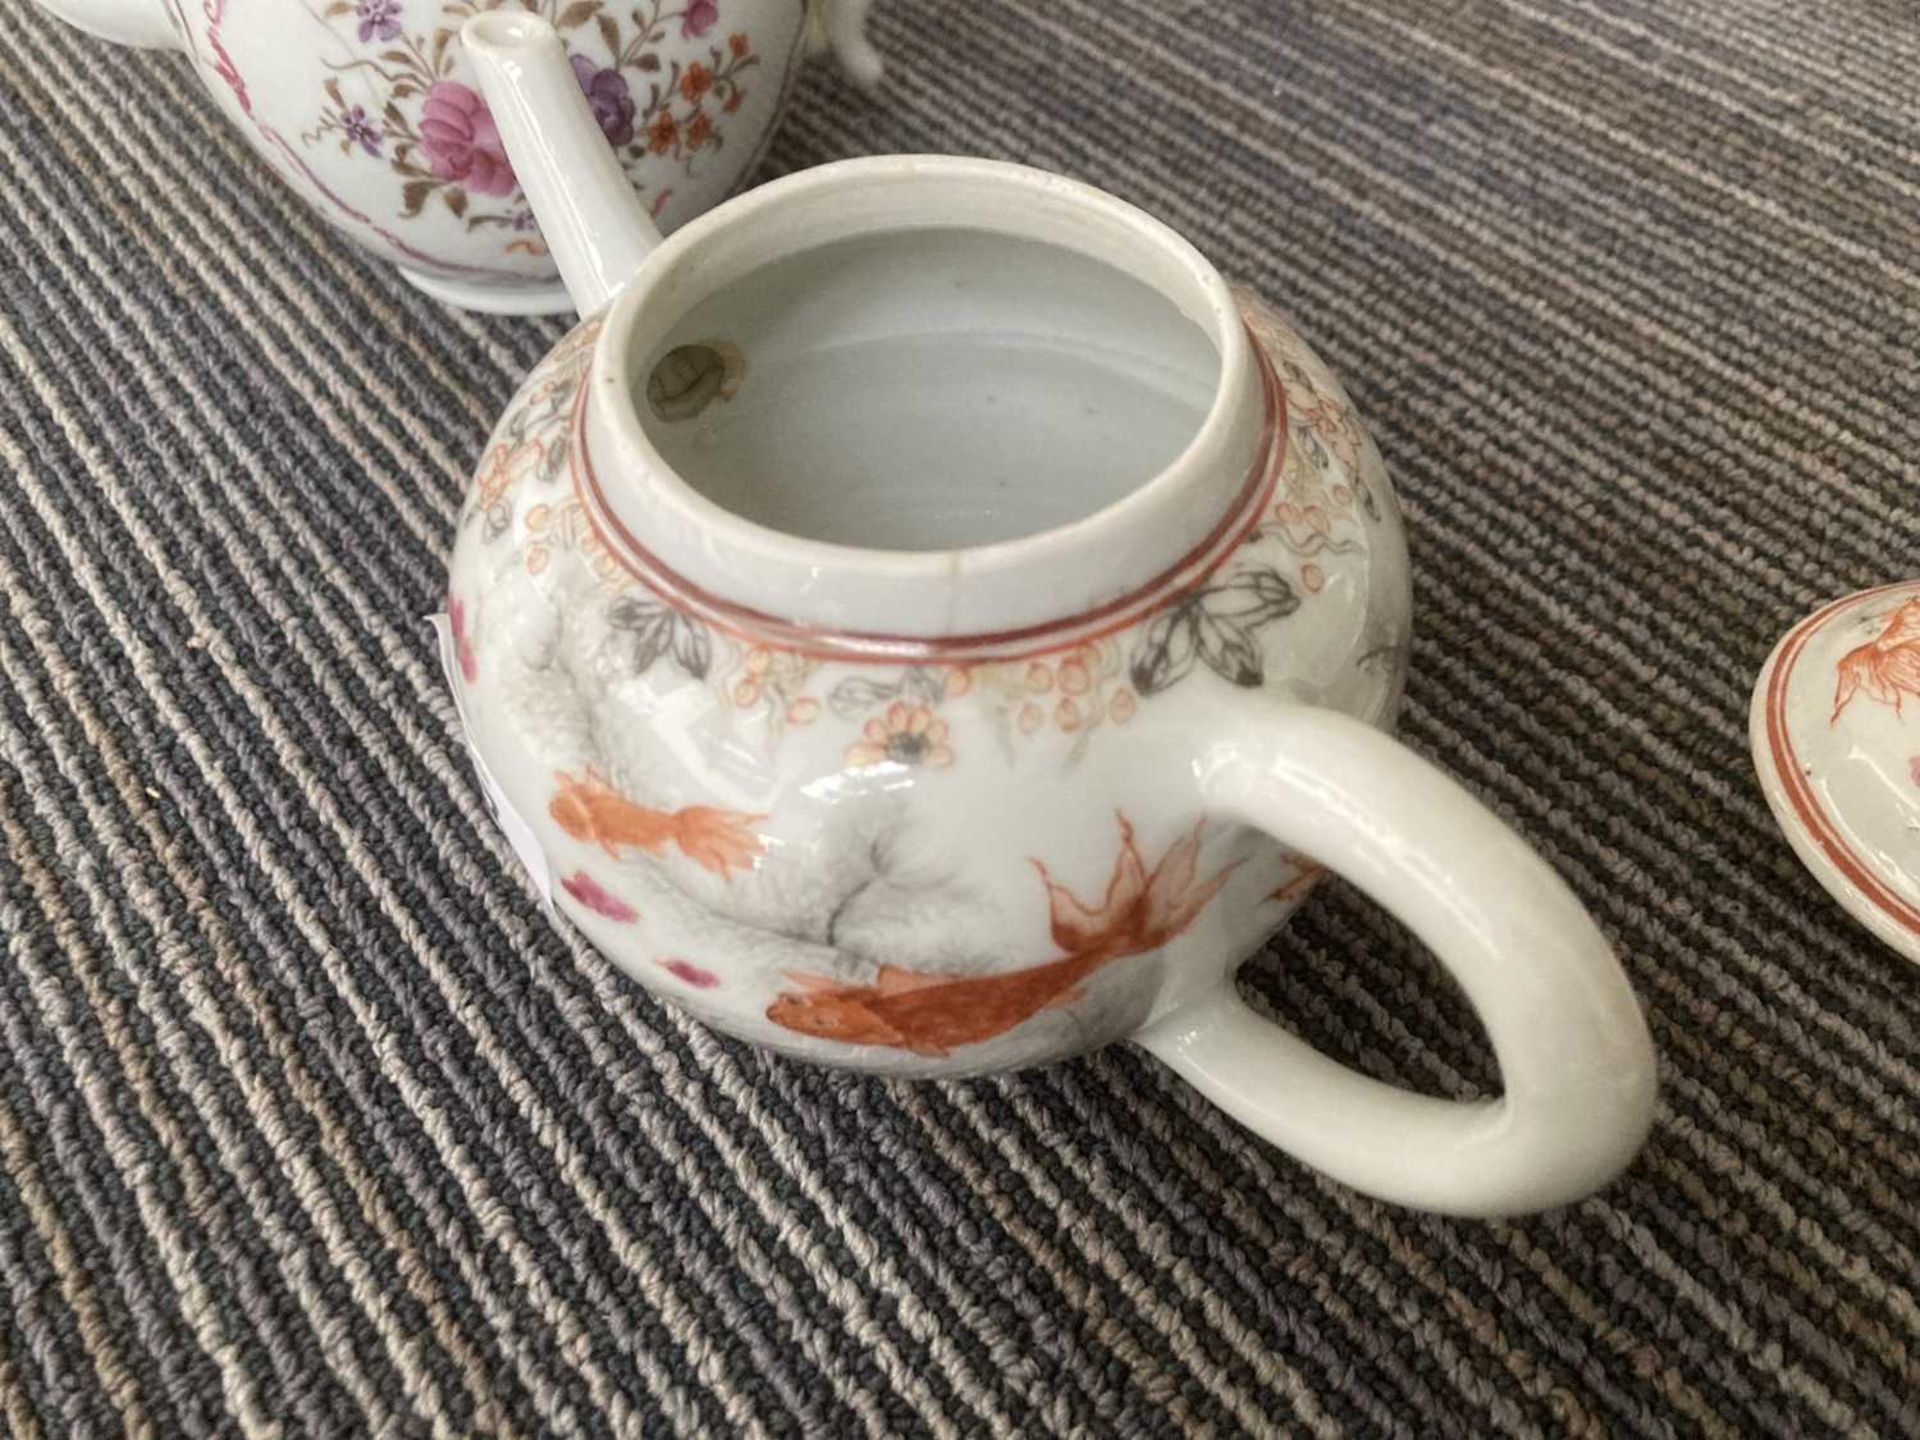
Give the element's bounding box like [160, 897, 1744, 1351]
[1, 0, 1917, 1434]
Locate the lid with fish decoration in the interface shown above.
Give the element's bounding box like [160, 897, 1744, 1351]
[1750, 580, 1920, 965]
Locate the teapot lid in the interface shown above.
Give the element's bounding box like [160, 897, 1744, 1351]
[1750, 579, 1920, 963]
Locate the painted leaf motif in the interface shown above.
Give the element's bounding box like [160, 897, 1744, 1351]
[597, 12, 620, 52]
[557, 0, 601, 27]
[1193, 612, 1265, 687]
[1129, 608, 1200, 696]
[1205, 568, 1298, 627]
[1298, 426, 1330, 471]
[607, 596, 711, 679]
[400, 179, 433, 219]
[670, 613, 712, 679]
[898, 668, 944, 705]
[829, 675, 899, 718]
[1128, 566, 1299, 696]
[537, 430, 570, 484]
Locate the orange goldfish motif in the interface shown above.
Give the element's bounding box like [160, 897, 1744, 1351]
[549, 769, 765, 879]
[766, 815, 1237, 1057]
[1833, 598, 1920, 722]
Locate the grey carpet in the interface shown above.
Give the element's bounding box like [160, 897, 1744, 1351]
[2, 0, 1917, 1435]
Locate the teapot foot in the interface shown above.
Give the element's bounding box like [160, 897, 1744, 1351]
[398, 267, 576, 318]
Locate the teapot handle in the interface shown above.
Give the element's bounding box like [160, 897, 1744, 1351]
[1135, 701, 1656, 1217]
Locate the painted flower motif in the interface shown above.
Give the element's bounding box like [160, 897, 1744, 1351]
[647, 111, 680, 154]
[1910, 756, 1920, 788]
[659, 957, 721, 988]
[569, 54, 636, 147]
[681, 61, 713, 102]
[340, 104, 382, 157]
[1001, 644, 1135, 737]
[419, 81, 516, 195]
[561, 870, 639, 923]
[728, 31, 750, 57]
[685, 111, 714, 149]
[447, 597, 477, 682]
[682, 0, 719, 38]
[729, 647, 823, 729]
[355, 0, 400, 43]
[846, 702, 954, 770]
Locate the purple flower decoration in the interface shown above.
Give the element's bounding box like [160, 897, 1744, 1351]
[341, 104, 382, 157]
[681, 0, 718, 39]
[355, 0, 400, 43]
[569, 54, 635, 147]
[419, 80, 516, 195]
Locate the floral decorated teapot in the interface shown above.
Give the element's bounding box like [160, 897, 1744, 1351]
[31, 0, 878, 312]
[437, 12, 1657, 1216]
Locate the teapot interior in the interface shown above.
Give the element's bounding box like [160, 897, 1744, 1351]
[638, 227, 1220, 552]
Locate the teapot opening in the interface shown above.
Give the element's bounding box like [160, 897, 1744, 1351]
[634, 226, 1222, 552]
[587, 158, 1267, 640]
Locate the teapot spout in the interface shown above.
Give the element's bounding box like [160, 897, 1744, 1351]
[29, 0, 181, 49]
[461, 11, 662, 317]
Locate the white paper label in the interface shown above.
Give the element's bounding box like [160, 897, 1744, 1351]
[428, 615, 554, 910]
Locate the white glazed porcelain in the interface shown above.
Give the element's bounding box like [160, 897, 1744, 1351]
[31, 0, 877, 313]
[436, 11, 1658, 1216]
[1751, 581, 1920, 965]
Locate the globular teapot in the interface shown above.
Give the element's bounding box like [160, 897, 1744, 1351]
[437, 11, 1657, 1215]
[31, 0, 878, 313]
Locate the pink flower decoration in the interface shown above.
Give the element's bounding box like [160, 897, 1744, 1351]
[419, 81, 516, 196]
[561, 870, 638, 923]
[659, 957, 719, 988]
[1910, 755, 1920, 788]
[447, 596, 477, 682]
[681, 0, 718, 38]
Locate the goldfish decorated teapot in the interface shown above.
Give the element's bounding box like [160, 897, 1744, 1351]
[31, 0, 879, 313]
[437, 11, 1657, 1215]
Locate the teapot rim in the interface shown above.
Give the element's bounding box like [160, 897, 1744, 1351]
[579, 155, 1272, 639]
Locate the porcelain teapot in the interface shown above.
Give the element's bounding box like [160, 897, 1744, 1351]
[31, 0, 879, 313]
[436, 11, 1657, 1215]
